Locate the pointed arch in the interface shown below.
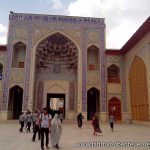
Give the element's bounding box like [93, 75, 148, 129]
[47, 84, 66, 94]
[87, 87, 100, 120]
[36, 32, 78, 69]
[107, 64, 120, 83]
[35, 30, 80, 53]
[12, 41, 26, 68]
[108, 97, 122, 121]
[129, 56, 149, 121]
[8, 85, 23, 119]
[87, 45, 99, 71]
[31, 31, 82, 118]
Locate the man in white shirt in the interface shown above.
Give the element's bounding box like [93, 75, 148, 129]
[40, 108, 51, 150]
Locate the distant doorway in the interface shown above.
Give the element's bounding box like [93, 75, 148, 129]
[87, 88, 100, 120]
[47, 94, 65, 118]
[8, 86, 23, 119]
[108, 97, 122, 121]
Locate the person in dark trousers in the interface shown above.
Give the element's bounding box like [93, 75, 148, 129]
[25, 111, 29, 130]
[32, 111, 41, 141]
[32, 111, 37, 132]
[26, 111, 33, 132]
[19, 112, 25, 132]
[40, 108, 51, 150]
[109, 115, 115, 132]
[59, 111, 64, 123]
[77, 113, 84, 128]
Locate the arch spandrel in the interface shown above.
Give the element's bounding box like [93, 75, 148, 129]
[9, 84, 24, 89]
[33, 30, 82, 49]
[47, 84, 66, 94]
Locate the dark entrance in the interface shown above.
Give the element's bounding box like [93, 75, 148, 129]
[8, 85, 23, 119]
[108, 97, 122, 121]
[47, 94, 65, 118]
[87, 88, 100, 120]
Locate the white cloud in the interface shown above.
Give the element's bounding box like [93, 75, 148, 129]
[107, 20, 138, 49]
[0, 24, 7, 33]
[0, 24, 7, 45]
[0, 36, 7, 45]
[46, 0, 63, 10]
[68, 0, 150, 48]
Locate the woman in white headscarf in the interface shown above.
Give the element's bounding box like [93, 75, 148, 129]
[50, 114, 62, 149]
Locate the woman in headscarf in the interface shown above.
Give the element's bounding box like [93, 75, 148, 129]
[92, 113, 102, 135]
[50, 114, 62, 149]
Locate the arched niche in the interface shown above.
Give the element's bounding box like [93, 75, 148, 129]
[12, 42, 26, 68]
[87, 45, 99, 71]
[47, 84, 66, 94]
[8, 85, 23, 119]
[107, 64, 120, 83]
[108, 97, 122, 121]
[87, 87, 100, 120]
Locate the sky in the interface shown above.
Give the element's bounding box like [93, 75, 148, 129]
[0, 0, 150, 49]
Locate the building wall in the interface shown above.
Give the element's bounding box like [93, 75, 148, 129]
[0, 13, 106, 120]
[106, 55, 124, 121]
[125, 31, 150, 120]
[0, 13, 149, 123]
[43, 80, 77, 119]
[0, 51, 6, 120]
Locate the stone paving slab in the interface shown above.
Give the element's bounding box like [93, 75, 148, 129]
[0, 122, 150, 150]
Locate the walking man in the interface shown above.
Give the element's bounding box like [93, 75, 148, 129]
[32, 111, 41, 141]
[109, 114, 115, 132]
[26, 111, 33, 132]
[40, 108, 51, 150]
[19, 112, 25, 132]
[32, 111, 37, 132]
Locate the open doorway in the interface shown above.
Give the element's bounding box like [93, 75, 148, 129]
[108, 97, 122, 121]
[87, 88, 100, 120]
[47, 93, 65, 118]
[8, 85, 23, 119]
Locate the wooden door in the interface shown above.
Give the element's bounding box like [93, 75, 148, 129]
[108, 97, 122, 121]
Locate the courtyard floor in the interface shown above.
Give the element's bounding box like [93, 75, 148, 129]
[0, 121, 150, 150]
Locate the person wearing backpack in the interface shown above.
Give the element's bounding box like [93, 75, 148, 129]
[40, 108, 52, 150]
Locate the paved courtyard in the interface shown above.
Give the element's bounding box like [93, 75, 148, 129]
[0, 121, 150, 150]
